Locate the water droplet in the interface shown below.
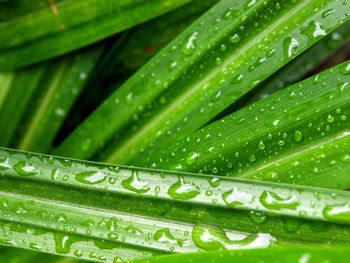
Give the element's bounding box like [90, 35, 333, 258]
[29, 242, 42, 250]
[294, 130, 304, 143]
[74, 249, 83, 257]
[81, 139, 92, 152]
[125, 225, 143, 236]
[222, 189, 244, 207]
[283, 37, 299, 58]
[215, 57, 222, 66]
[341, 154, 350, 163]
[192, 225, 274, 250]
[272, 119, 280, 127]
[208, 177, 220, 187]
[299, 253, 311, 263]
[79, 72, 87, 79]
[283, 218, 303, 233]
[182, 31, 198, 56]
[311, 22, 327, 37]
[75, 171, 106, 185]
[340, 62, 350, 75]
[323, 203, 350, 222]
[326, 114, 335, 123]
[322, 8, 335, 18]
[106, 217, 118, 232]
[186, 152, 200, 166]
[266, 49, 276, 57]
[220, 44, 227, 51]
[229, 33, 241, 43]
[278, 140, 285, 147]
[154, 228, 187, 248]
[211, 167, 219, 174]
[121, 171, 150, 193]
[54, 233, 79, 254]
[257, 141, 266, 150]
[260, 191, 300, 210]
[248, 155, 257, 162]
[13, 161, 38, 176]
[54, 107, 65, 117]
[168, 176, 200, 200]
[249, 211, 267, 224]
[126, 93, 134, 105]
[56, 214, 67, 223]
[0, 158, 11, 171]
[288, 91, 297, 99]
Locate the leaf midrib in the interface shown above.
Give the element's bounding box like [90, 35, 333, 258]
[237, 130, 350, 180]
[17, 58, 70, 150]
[105, 0, 313, 163]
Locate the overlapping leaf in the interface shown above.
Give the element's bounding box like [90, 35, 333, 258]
[0, 44, 103, 152]
[133, 247, 350, 263]
[0, 148, 350, 262]
[142, 61, 350, 189]
[54, 0, 350, 167]
[0, 0, 191, 70]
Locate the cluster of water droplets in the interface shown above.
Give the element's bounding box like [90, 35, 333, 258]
[0, 140, 350, 261]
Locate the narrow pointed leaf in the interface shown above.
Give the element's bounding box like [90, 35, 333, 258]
[0, 247, 87, 263]
[60, 0, 218, 135]
[0, 72, 13, 109]
[213, 20, 350, 121]
[0, 65, 46, 147]
[133, 247, 350, 263]
[55, 0, 350, 166]
[1, 148, 350, 262]
[100, 0, 218, 83]
[144, 61, 350, 189]
[12, 44, 104, 153]
[247, 20, 350, 105]
[0, 0, 191, 70]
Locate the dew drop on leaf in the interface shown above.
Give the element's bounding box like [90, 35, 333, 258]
[294, 130, 304, 143]
[283, 37, 299, 59]
[13, 161, 38, 176]
[75, 171, 106, 185]
[259, 191, 300, 210]
[257, 141, 266, 150]
[322, 203, 350, 221]
[182, 31, 198, 56]
[0, 158, 11, 171]
[167, 176, 200, 200]
[186, 152, 200, 166]
[121, 170, 150, 193]
[229, 33, 241, 43]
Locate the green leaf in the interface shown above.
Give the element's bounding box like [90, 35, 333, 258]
[133, 246, 350, 263]
[143, 60, 350, 189]
[0, 0, 63, 23]
[213, 20, 350, 121]
[0, 72, 14, 109]
[0, 246, 86, 263]
[1, 147, 350, 262]
[247, 20, 350, 105]
[54, 0, 350, 166]
[61, 0, 218, 134]
[0, 0, 191, 70]
[0, 64, 46, 147]
[12, 44, 104, 153]
[0, 44, 103, 153]
[100, 0, 219, 83]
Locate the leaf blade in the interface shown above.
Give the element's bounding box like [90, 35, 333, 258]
[0, 0, 191, 70]
[144, 60, 350, 189]
[1, 148, 350, 261]
[54, 0, 350, 166]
